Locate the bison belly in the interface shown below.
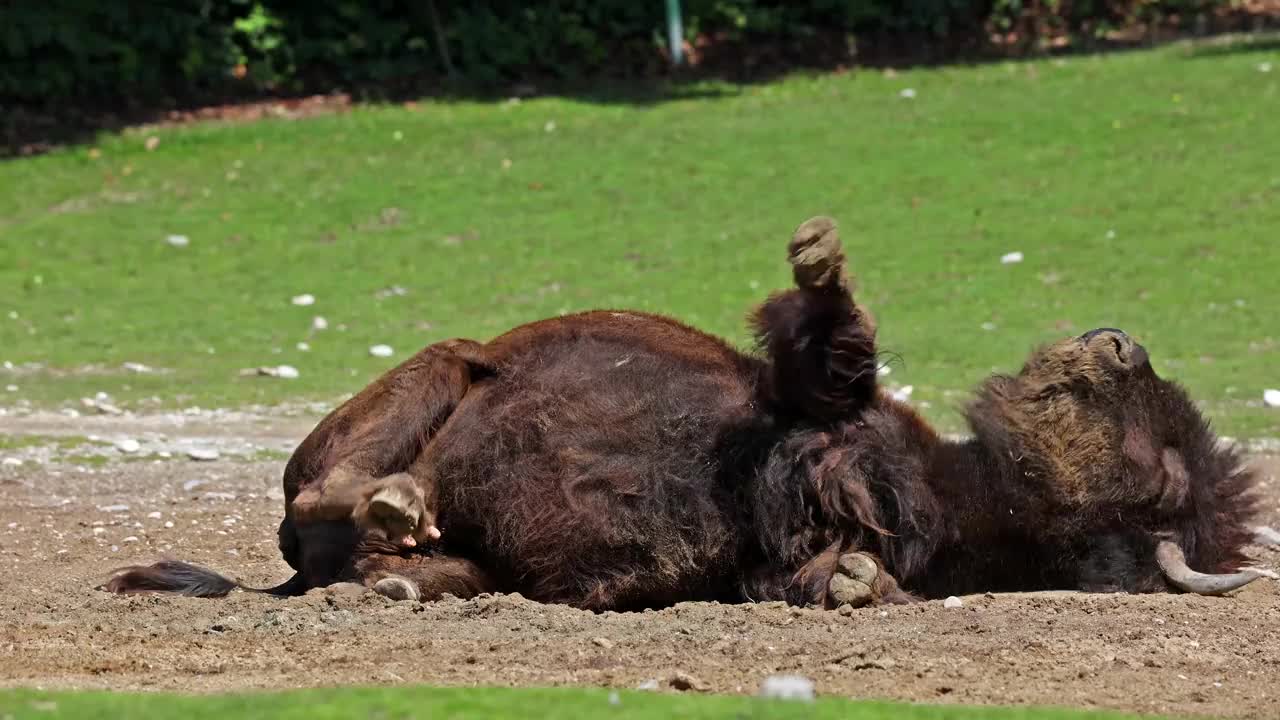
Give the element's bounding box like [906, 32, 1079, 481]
[423, 326, 760, 610]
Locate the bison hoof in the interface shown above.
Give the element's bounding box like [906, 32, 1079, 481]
[789, 216, 846, 291]
[359, 473, 423, 542]
[372, 575, 421, 602]
[828, 552, 878, 609]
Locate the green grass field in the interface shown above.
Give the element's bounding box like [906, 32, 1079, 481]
[2, 36, 1278, 437]
[0, 687, 1150, 720]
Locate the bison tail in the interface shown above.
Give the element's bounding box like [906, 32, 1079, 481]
[98, 560, 306, 598]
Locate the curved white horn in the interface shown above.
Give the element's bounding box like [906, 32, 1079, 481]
[1155, 540, 1262, 596]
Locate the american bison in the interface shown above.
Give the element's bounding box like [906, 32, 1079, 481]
[103, 217, 1268, 609]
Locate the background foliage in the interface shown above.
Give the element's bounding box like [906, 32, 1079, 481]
[1, 0, 1233, 103]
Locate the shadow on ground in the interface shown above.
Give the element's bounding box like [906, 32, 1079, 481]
[4, 22, 1278, 159]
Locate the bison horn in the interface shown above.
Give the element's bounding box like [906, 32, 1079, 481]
[1155, 540, 1263, 596]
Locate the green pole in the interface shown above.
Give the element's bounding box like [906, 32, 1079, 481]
[666, 0, 684, 66]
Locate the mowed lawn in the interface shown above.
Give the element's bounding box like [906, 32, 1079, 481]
[1, 37, 1277, 436]
[0, 687, 1152, 720]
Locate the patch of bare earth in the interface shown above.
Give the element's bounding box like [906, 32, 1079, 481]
[1, 416, 1278, 719]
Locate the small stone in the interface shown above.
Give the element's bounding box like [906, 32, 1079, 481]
[636, 679, 659, 691]
[296, 342, 310, 351]
[592, 637, 615, 649]
[182, 479, 206, 492]
[202, 492, 237, 502]
[291, 294, 315, 306]
[1000, 251, 1024, 264]
[837, 604, 854, 616]
[4, 384, 16, 392]
[1263, 389, 1280, 408]
[92, 527, 105, 535]
[163, 521, 175, 528]
[274, 365, 300, 379]
[899, 88, 917, 99]
[187, 448, 220, 462]
[981, 322, 998, 331]
[145, 136, 160, 151]
[98, 504, 130, 513]
[1253, 525, 1280, 546]
[1259, 62, 1273, 73]
[123, 536, 139, 543]
[115, 439, 141, 454]
[758, 674, 816, 702]
[158, 451, 172, 459]
[369, 344, 394, 358]
[544, 120, 557, 133]
[122, 362, 153, 374]
[668, 671, 710, 692]
[2, 457, 23, 467]
[943, 596, 964, 609]
[166, 234, 190, 248]
[147, 511, 163, 519]
[312, 316, 328, 331]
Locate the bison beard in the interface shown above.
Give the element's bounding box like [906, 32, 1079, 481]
[101, 217, 1268, 608]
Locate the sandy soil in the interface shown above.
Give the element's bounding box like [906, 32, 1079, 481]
[1, 415, 1278, 720]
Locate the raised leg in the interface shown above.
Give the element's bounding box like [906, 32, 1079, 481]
[750, 216, 880, 423]
[278, 338, 492, 578]
[347, 552, 498, 602]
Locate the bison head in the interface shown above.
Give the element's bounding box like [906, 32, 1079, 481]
[964, 327, 1265, 596]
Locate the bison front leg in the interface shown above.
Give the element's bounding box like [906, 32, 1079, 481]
[751, 216, 880, 423]
[791, 546, 915, 609]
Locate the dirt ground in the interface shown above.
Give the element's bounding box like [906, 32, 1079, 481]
[1, 413, 1279, 720]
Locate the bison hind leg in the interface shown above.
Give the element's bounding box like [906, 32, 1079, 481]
[353, 552, 497, 603]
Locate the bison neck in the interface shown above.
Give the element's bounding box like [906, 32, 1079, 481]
[906, 437, 1078, 598]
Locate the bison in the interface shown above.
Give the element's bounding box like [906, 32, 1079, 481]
[103, 216, 1269, 609]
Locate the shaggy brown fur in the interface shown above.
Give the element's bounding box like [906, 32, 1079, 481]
[102, 217, 1260, 610]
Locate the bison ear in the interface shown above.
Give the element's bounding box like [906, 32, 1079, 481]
[1156, 447, 1190, 511]
[1122, 428, 1188, 509]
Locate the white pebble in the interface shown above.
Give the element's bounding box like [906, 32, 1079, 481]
[1, 457, 22, 467]
[636, 679, 659, 691]
[4, 385, 16, 392]
[899, 88, 917, 99]
[291, 294, 315, 306]
[187, 448, 221, 462]
[92, 527, 105, 535]
[758, 674, 815, 702]
[115, 438, 141, 454]
[166, 234, 190, 248]
[122, 362, 153, 374]
[296, 342, 311, 351]
[158, 451, 172, 459]
[1263, 389, 1280, 408]
[369, 344, 394, 358]
[147, 511, 163, 519]
[275, 365, 300, 379]
[164, 521, 175, 528]
[943, 596, 964, 609]
[1260, 62, 1273, 73]
[1000, 251, 1024, 264]
[123, 536, 139, 543]
[98, 504, 130, 513]
[544, 120, 557, 133]
[312, 316, 328, 331]
[182, 479, 206, 492]
[981, 322, 997, 331]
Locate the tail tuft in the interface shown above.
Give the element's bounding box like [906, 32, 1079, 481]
[99, 560, 239, 598]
